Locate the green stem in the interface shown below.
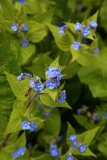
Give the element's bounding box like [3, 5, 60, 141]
[0, 134, 11, 147]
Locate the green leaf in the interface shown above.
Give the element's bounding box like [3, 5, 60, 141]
[15, 132, 26, 147]
[45, 108, 61, 135]
[0, 0, 18, 20]
[19, 43, 36, 65]
[73, 148, 96, 157]
[79, 126, 100, 147]
[5, 71, 30, 101]
[33, 9, 55, 24]
[4, 107, 25, 134]
[40, 94, 71, 109]
[30, 154, 52, 160]
[78, 66, 107, 98]
[23, 0, 42, 14]
[47, 24, 74, 51]
[26, 54, 52, 79]
[74, 114, 96, 129]
[50, 57, 60, 67]
[63, 61, 80, 79]
[87, 10, 99, 23]
[28, 25, 48, 43]
[44, 88, 58, 101]
[67, 122, 76, 139]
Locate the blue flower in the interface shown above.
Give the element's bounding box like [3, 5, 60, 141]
[30, 79, 36, 88]
[58, 90, 66, 102]
[57, 136, 63, 142]
[72, 139, 78, 147]
[78, 144, 86, 153]
[21, 121, 30, 130]
[58, 24, 67, 34]
[92, 112, 100, 122]
[44, 112, 51, 118]
[12, 151, 19, 158]
[34, 83, 44, 92]
[21, 40, 28, 47]
[22, 24, 29, 31]
[18, 0, 26, 4]
[66, 155, 74, 160]
[89, 20, 98, 28]
[17, 147, 26, 156]
[82, 26, 90, 36]
[50, 149, 59, 157]
[92, 47, 99, 54]
[69, 135, 77, 140]
[50, 145, 57, 149]
[72, 41, 80, 50]
[30, 122, 38, 132]
[74, 22, 81, 31]
[46, 80, 60, 89]
[11, 23, 18, 31]
[46, 67, 62, 81]
[17, 73, 32, 81]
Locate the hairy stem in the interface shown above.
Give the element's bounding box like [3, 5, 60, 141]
[0, 134, 11, 147]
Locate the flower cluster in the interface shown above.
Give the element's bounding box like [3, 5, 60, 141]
[30, 77, 44, 92]
[58, 24, 67, 34]
[17, 73, 32, 81]
[68, 135, 86, 153]
[11, 22, 29, 47]
[50, 144, 59, 157]
[45, 66, 62, 90]
[12, 147, 26, 159]
[72, 20, 98, 50]
[58, 90, 66, 102]
[21, 121, 38, 132]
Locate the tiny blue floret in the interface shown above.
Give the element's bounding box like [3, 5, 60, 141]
[58, 90, 66, 102]
[21, 40, 28, 47]
[69, 135, 77, 141]
[82, 26, 90, 36]
[18, 0, 26, 4]
[30, 79, 36, 88]
[46, 80, 60, 89]
[50, 145, 57, 149]
[72, 139, 78, 147]
[45, 112, 51, 118]
[46, 67, 62, 80]
[11, 23, 18, 31]
[78, 144, 86, 153]
[12, 151, 19, 158]
[74, 22, 81, 31]
[72, 42, 80, 50]
[30, 122, 38, 131]
[66, 155, 74, 160]
[58, 24, 67, 34]
[21, 121, 30, 130]
[22, 24, 29, 31]
[89, 20, 98, 28]
[50, 149, 59, 157]
[34, 83, 44, 92]
[17, 147, 26, 156]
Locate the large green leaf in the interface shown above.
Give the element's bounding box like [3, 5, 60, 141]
[78, 66, 107, 98]
[33, 9, 55, 24]
[26, 54, 52, 79]
[47, 24, 74, 51]
[45, 108, 61, 135]
[0, 0, 18, 20]
[30, 154, 52, 160]
[0, 35, 19, 117]
[5, 71, 30, 101]
[40, 94, 71, 109]
[4, 107, 25, 134]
